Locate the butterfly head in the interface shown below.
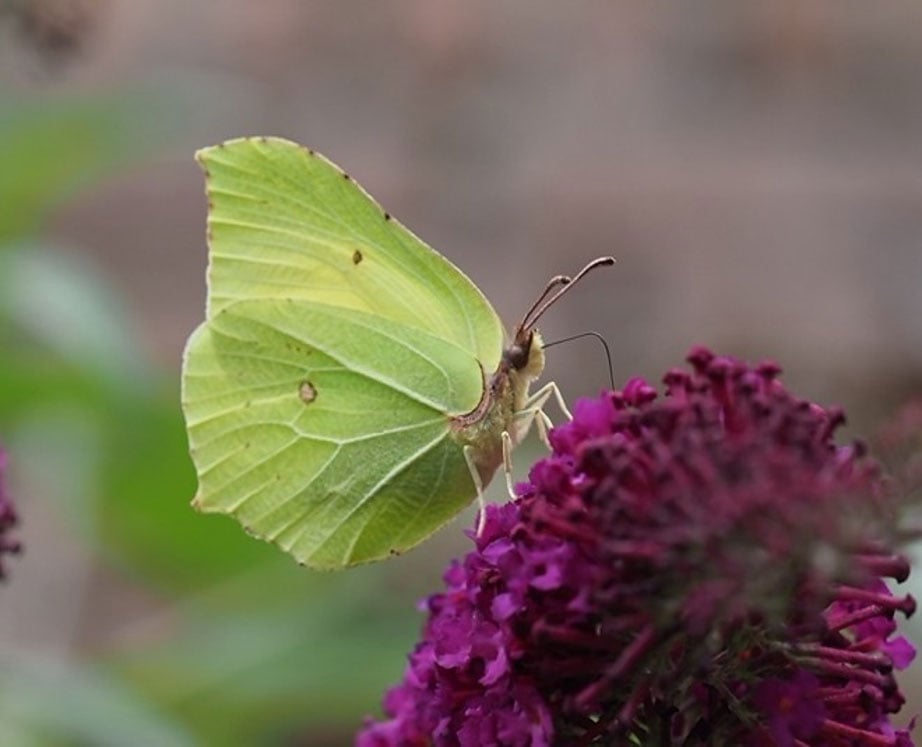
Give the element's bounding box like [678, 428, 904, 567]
[504, 328, 545, 384]
[505, 255, 614, 387]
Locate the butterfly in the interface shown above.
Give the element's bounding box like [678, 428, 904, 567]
[181, 137, 612, 569]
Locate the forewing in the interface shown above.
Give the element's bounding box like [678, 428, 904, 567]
[197, 137, 504, 369]
[181, 299, 483, 568]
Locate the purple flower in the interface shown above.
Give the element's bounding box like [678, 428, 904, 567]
[0, 447, 20, 579]
[750, 671, 826, 746]
[357, 348, 916, 746]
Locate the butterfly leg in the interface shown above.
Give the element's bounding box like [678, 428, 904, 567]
[464, 445, 489, 535]
[534, 409, 554, 449]
[511, 405, 551, 449]
[501, 430, 516, 499]
[524, 381, 572, 421]
[512, 381, 570, 450]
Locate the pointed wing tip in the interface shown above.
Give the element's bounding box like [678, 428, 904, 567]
[194, 137, 255, 171]
[195, 136, 307, 165]
[190, 491, 210, 513]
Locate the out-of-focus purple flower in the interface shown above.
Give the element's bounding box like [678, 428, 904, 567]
[0, 447, 19, 579]
[357, 348, 917, 746]
[750, 671, 826, 746]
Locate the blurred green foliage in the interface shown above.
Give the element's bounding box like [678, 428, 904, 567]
[0, 93, 140, 242]
[0, 90, 424, 746]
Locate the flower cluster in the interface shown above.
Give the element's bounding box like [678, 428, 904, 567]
[357, 348, 917, 746]
[0, 447, 20, 578]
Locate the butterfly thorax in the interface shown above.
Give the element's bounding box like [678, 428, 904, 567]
[449, 330, 545, 486]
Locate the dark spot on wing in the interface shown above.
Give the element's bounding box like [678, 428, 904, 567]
[352, 249, 363, 265]
[299, 380, 317, 404]
[384, 212, 391, 221]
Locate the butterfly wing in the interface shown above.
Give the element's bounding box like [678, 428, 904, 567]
[185, 138, 510, 567]
[198, 137, 505, 369]
[182, 299, 484, 568]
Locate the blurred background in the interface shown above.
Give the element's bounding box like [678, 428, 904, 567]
[1, 1, 921, 744]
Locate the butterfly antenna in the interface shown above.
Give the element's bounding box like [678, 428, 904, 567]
[521, 256, 615, 333]
[543, 331, 615, 391]
[514, 274, 572, 335]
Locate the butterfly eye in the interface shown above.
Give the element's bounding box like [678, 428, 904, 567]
[504, 340, 531, 371]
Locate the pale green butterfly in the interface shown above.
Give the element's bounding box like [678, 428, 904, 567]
[181, 136, 612, 569]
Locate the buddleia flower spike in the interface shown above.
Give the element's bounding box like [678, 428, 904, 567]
[358, 347, 918, 746]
